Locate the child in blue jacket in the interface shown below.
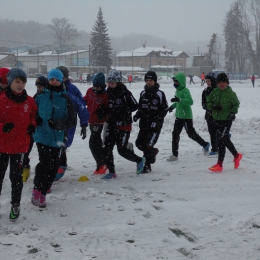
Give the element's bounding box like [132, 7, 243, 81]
[32, 69, 76, 208]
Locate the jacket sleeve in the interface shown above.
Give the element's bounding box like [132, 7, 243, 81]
[158, 92, 169, 118]
[51, 94, 77, 130]
[30, 98, 38, 127]
[125, 91, 138, 113]
[202, 90, 207, 110]
[230, 92, 240, 114]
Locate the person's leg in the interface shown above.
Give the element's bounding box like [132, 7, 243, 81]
[184, 119, 208, 147]
[89, 124, 105, 168]
[207, 119, 218, 152]
[9, 153, 24, 206]
[171, 118, 184, 158]
[0, 153, 9, 195]
[34, 143, 61, 195]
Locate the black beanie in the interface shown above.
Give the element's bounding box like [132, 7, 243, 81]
[35, 76, 47, 87]
[144, 71, 157, 83]
[216, 73, 229, 84]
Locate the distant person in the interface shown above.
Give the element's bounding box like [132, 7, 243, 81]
[189, 75, 195, 85]
[251, 74, 255, 87]
[127, 74, 132, 86]
[201, 72, 205, 86]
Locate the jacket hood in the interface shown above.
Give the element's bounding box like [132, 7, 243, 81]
[173, 73, 186, 89]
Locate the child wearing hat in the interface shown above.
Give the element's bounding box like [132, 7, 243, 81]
[0, 68, 37, 221]
[96, 70, 146, 179]
[0, 67, 10, 94]
[207, 72, 242, 172]
[32, 69, 76, 208]
[134, 71, 168, 173]
[84, 72, 108, 175]
[22, 76, 47, 182]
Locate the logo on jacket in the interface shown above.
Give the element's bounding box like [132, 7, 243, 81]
[24, 104, 29, 112]
[116, 99, 122, 104]
[152, 99, 158, 105]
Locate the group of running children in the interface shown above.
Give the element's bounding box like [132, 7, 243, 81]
[0, 66, 242, 221]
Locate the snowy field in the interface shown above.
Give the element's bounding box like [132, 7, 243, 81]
[1, 77, 260, 260]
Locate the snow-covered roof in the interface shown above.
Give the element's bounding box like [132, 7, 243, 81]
[0, 54, 8, 60]
[117, 47, 186, 58]
[17, 49, 87, 57]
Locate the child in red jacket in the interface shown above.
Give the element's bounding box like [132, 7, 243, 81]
[84, 72, 108, 174]
[0, 68, 37, 221]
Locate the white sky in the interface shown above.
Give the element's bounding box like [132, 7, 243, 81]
[0, 0, 235, 43]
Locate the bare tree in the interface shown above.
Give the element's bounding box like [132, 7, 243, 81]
[49, 18, 80, 47]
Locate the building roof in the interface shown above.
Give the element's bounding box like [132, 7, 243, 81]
[117, 47, 188, 58]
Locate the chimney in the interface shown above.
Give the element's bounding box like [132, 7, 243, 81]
[162, 45, 165, 49]
[142, 43, 146, 48]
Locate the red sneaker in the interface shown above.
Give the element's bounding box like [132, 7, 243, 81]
[93, 164, 108, 175]
[234, 153, 243, 169]
[209, 164, 223, 172]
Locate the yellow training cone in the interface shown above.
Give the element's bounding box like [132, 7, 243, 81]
[78, 176, 90, 182]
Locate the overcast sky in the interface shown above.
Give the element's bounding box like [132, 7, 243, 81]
[0, 0, 235, 43]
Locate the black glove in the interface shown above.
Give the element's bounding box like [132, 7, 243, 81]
[80, 126, 87, 140]
[168, 106, 174, 113]
[3, 123, 14, 133]
[212, 104, 222, 111]
[27, 125, 36, 136]
[48, 119, 55, 129]
[170, 96, 180, 102]
[36, 116, 43, 126]
[228, 113, 236, 121]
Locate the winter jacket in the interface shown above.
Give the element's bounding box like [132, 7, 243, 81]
[106, 83, 138, 128]
[33, 83, 77, 148]
[65, 80, 86, 105]
[206, 85, 240, 120]
[66, 93, 89, 147]
[84, 87, 108, 125]
[170, 73, 193, 119]
[136, 83, 168, 131]
[0, 86, 37, 154]
[202, 86, 215, 121]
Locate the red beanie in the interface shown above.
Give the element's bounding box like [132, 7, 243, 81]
[0, 68, 10, 84]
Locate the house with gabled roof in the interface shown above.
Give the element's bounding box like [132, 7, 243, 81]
[116, 44, 189, 70]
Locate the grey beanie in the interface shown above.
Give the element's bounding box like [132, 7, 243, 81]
[7, 68, 27, 86]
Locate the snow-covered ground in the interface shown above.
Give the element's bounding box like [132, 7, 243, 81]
[1, 77, 260, 260]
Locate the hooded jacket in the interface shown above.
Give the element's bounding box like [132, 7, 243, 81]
[33, 83, 77, 148]
[0, 87, 37, 154]
[206, 85, 240, 120]
[170, 73, 193, 119]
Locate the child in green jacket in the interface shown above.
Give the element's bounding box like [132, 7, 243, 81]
[167, 73, 210, 161]
[206, 73, 242, 172]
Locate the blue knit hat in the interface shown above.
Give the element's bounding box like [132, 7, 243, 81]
[48, 68, 63, 82]
[35, 76, 47, 87]
[93, 72, 106, 88]
[7, 68, 27, 86]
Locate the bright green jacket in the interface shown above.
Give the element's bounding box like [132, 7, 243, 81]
[206, 85, 239, 120]
[170, 73, 193, 119]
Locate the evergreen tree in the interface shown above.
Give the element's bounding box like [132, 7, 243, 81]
[90, 8, 113, 72]
[205, 33, 217, 68]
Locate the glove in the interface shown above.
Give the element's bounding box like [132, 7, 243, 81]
[170, 96, 180, 102]
[228, 113, 236, 121]
[168, 106, 174, 113]
[3, 123, 14, 133]
[27, 125, 36, 136]
[48, 119, 55, 129]
[36, 116, 43, 126]
[212, 104, 222, 111]
[80, 126, 87, 140]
